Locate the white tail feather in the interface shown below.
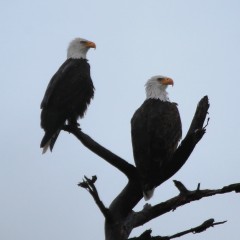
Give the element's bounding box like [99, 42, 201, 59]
[42, 140, 51, 154]
[143, 188, 155, 201]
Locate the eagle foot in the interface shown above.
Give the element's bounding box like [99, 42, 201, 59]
[62, 123, 81, 133]
[67, 119, 80, 127]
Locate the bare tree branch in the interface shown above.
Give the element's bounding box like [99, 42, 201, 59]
[78, 175, 111, 220]
[62, 125, 136, 179]
[167, 218, 227, 239]
[131, 181, 240, 228]
[129, 218, 227, 240]
[186, 95, 210, 136]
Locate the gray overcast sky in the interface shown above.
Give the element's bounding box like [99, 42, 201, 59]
[0, 1, 240, 239]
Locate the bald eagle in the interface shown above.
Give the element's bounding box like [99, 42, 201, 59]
[40, 38, 96, 153]
[131, 76, 182, 200]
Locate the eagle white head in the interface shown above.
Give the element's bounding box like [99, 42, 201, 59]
[145, 75, 174, 101]
[67, 38, 96, 59]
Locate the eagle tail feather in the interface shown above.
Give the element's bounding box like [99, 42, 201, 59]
[49, 130, 60, 151]
[143, 187, 155, 201]
[42, 140, 51, 154]
[41, 130, 60, 154]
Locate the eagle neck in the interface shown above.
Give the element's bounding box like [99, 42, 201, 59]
[67, 49, 88, 59]
[145, 85, 170, 102]
[67, 54, 87, 60]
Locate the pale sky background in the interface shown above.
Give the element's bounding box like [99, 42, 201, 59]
[0, 1, 240, 240]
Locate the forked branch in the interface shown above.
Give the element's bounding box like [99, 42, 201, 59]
[78, 175, 111, 220]
[80, 176, 239, 240]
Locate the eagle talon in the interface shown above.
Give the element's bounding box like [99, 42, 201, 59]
[68, 121, 80, 127]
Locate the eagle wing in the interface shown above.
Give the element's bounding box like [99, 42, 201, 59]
[40, 58, 92, 111]
[41, 59, 72, 109]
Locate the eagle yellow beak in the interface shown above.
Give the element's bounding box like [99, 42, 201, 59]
[85, 41, 96, 49]
[161, 78, 174, 86]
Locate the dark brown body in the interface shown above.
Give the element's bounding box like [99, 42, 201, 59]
[131, 99, 182, 198]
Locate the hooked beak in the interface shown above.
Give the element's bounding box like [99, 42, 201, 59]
[85, 41, 96, 49]
[160, 77, 174, 86]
